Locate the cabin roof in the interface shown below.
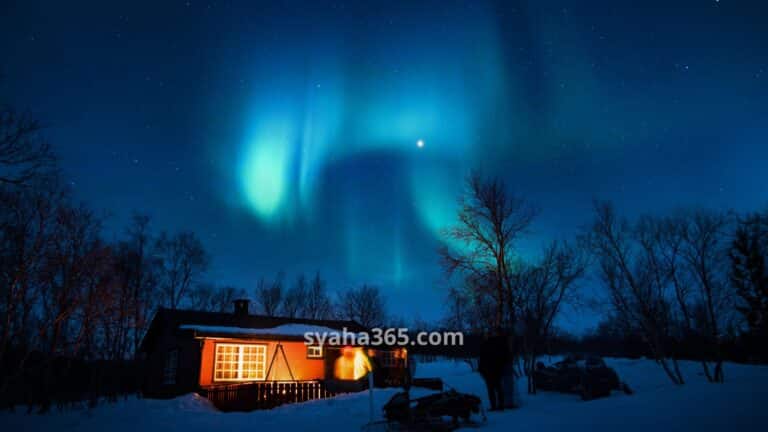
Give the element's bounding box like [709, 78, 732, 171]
[139, 308, 367, 353]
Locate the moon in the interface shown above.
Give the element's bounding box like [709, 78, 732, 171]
[417, 139, 425, 148]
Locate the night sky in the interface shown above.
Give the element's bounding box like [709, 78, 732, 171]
[1, 0, 766, 329]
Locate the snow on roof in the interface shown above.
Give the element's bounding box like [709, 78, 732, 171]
[178, 323, 347, 337]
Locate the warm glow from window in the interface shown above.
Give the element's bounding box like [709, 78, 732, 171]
[214, 343, 266, 381]
[334, 347, 371, 380]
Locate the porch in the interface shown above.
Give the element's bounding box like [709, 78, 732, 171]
[200, 380, 338, 412]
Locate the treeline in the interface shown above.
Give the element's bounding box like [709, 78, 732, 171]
[0, 103, 392, 410]
[252, 274, 389, 328]
[441, 172, 768, 390]
[547, 313, 760, 365]
[575, 207, 768, 370]
[0, 168, 213, 369]
[0, 106, 221, 410]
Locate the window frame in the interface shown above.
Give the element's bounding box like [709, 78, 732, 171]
[306, 344, 323, 359]
[213, 343, 267, 382]
[162, 348, 179, 385]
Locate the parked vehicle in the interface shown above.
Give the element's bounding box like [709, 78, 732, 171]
[534, 355, 626, 400]
[369, 389, 485, 431]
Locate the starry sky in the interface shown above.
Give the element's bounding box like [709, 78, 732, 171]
[1, 0, 766, 329]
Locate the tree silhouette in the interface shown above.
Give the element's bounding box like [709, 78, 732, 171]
[440, 171, 537, 330]
[0, 107, 54, 186]
[730, 211, 768, 360]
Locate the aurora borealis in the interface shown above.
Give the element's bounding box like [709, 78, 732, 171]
[2, 0, 767, 325]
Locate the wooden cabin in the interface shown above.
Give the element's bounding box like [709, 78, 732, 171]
[139, 300, 408, 410]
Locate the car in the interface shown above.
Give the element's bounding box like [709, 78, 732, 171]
[533, 354, 623, 400]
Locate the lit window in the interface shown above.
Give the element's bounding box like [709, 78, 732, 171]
[307, 345, 323, 359]
[214, 343, 266, 381]
[163, 349, 178, 385]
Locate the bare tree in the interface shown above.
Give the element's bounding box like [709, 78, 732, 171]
[282, 274, 308, 318]
[586, 201, 685, 385]
[255, 274, 284, 316]
[444, 286, 472, 332]
[444, 275, 498, 334]
[443, 285, 489, 372]
[38, 203, 104, 356]
[0, 108, 54, 186]
[82, 245, 122, 360]
[98, 214, 161, 361]
[517, 241, 587, 393]
[123, 213, 160, 355]
[155, 231, 209, 310]
[0, 177, 63, 366]
[100, 243, 135, 361]
[441, 172, 538, 329]
[305, 272, 333, 319]
[188, 283, 218, 312]
[182, 283, 247, 313]
[337, 284, 386, 328]
[730, 211, 768, 361]
[677, 210, 733, 382]
[634, 210, 733, 383]
[214, 286, 248, 313]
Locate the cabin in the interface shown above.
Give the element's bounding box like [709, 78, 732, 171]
[139, 300, 408, 410]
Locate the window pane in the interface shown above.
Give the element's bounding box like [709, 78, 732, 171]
[214, 344, 266, 382]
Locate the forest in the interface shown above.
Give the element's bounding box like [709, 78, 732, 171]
[2, 100, 767, 410]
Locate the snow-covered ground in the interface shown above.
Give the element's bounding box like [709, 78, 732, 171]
[2, 358, 767, 431]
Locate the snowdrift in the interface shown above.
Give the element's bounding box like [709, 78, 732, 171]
[2, 358, 767, 431]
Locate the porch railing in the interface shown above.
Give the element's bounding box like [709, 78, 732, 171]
[201, 380, 337, 412]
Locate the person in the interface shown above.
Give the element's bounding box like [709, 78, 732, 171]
[478, 327, 509, 411]
[500, 333, 518, 409]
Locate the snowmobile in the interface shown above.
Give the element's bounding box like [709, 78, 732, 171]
[363, 388, 486, 431]
[533, 354, 631, 400]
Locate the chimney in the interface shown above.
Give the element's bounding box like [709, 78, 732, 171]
[233, 299, 250, 316]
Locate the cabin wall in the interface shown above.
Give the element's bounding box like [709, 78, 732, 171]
[199, 339, 325, 387]
[143, 318, 202, 398]
[177, 336, 203, 392]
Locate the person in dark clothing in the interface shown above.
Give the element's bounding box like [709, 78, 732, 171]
[478, 330, 509, 411]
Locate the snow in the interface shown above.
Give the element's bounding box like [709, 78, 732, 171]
[2, 358, 767, 431]
[178, 323, 345, 337]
